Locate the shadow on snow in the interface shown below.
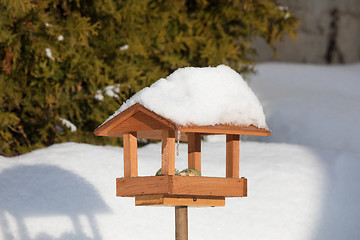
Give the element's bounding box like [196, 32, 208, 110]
[0, 164, 110, 240]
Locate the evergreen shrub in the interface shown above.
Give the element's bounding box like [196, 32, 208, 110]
[0, 0, 298, 156]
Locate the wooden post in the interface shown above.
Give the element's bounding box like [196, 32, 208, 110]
[161, 130, 175, 175]
[175, 206, 188, 240]
[123, 132, 138, 177]
[188, 133, 201, 172]
[226, 134, 240, 178]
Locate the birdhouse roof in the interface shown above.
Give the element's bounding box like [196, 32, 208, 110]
[94, 103, 270, 140]
[94, 65, 270, 139]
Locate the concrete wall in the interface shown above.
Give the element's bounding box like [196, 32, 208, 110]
[254, 0, 360, 64]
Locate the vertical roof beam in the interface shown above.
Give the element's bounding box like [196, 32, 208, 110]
[161, 130, 176, 175]
[123, 132, 138, 177]
[226, 134, 240, 178]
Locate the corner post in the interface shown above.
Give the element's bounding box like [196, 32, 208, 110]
[123, 132, 138, 177]
[161, 130, 175, 175]
[226, 134, 240, 178]
[187, 133, 201, 172]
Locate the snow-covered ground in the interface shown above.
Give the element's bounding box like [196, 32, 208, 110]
[249, 63, 360, 153]
[1, 63, 359, 240]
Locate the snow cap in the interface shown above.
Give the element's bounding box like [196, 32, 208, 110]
[106, 65, 267, 129]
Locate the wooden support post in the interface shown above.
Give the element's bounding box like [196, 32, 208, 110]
[175, 206, 188, 240]
[226, 134, 240, 178]
[123, 132, 138, 177]
[187, 133, 201, 172]
[161, 130, 175, 175]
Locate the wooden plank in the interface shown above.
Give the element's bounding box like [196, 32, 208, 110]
[169, 196, 224, 207]
[135, 195, 225, 207]
[111, 111, 173, 133]
[135, 195, 165, 206]
[243, 177, 247, 197]
[116, 176, 171, 197]
[180, 124, 271, 136]
[116, 176, 247, 197]
[226, 134, 240, 178]
[123, 132, 138, 177]
[94, 103, 177, 136]
[175, 206, 188, 240]
[136, 130, 188, 142]
[94, 104, 141, 136]
[107, 130, 188, 142]
[187, 133, 201, 172]
[170, 176, 245, 197]
[162, 130, 176, 175]
[136, 130, 163, 140]
[175, 130, 188, 142]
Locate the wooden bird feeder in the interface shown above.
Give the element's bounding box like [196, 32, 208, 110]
[94, 103, 271, 208]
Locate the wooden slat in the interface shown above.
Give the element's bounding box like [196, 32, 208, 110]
[94, 103, 177, 136]
[107, 130, 188, 142]
[111, 111, 173, 133]
[116, 176, 170, 196]
[136, 130, 163, 140]
[116, 176, 247, 197]
[135, 195, 165, 206]
[123, 132, 138, 177]
[175, 130, 188, 142]
[243, 177, 247, 196]
[226, 134, 240, 178]
[187, 133, 201, 172]
[161, 130, 176, 175]
[135, 195, 225, 207]
[180, 124, 271, 136]
[170, 175, 245, 196]
[94, 104, 141, 136]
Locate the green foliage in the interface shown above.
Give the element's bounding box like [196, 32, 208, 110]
[0, 0, 298, 156]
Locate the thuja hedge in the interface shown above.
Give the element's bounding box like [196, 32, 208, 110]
[0, 0, 297, 156]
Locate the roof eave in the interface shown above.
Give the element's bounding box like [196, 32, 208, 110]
[94, 103, 271, 137]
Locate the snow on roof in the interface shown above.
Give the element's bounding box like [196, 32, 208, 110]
[105, 65, 268, 129]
